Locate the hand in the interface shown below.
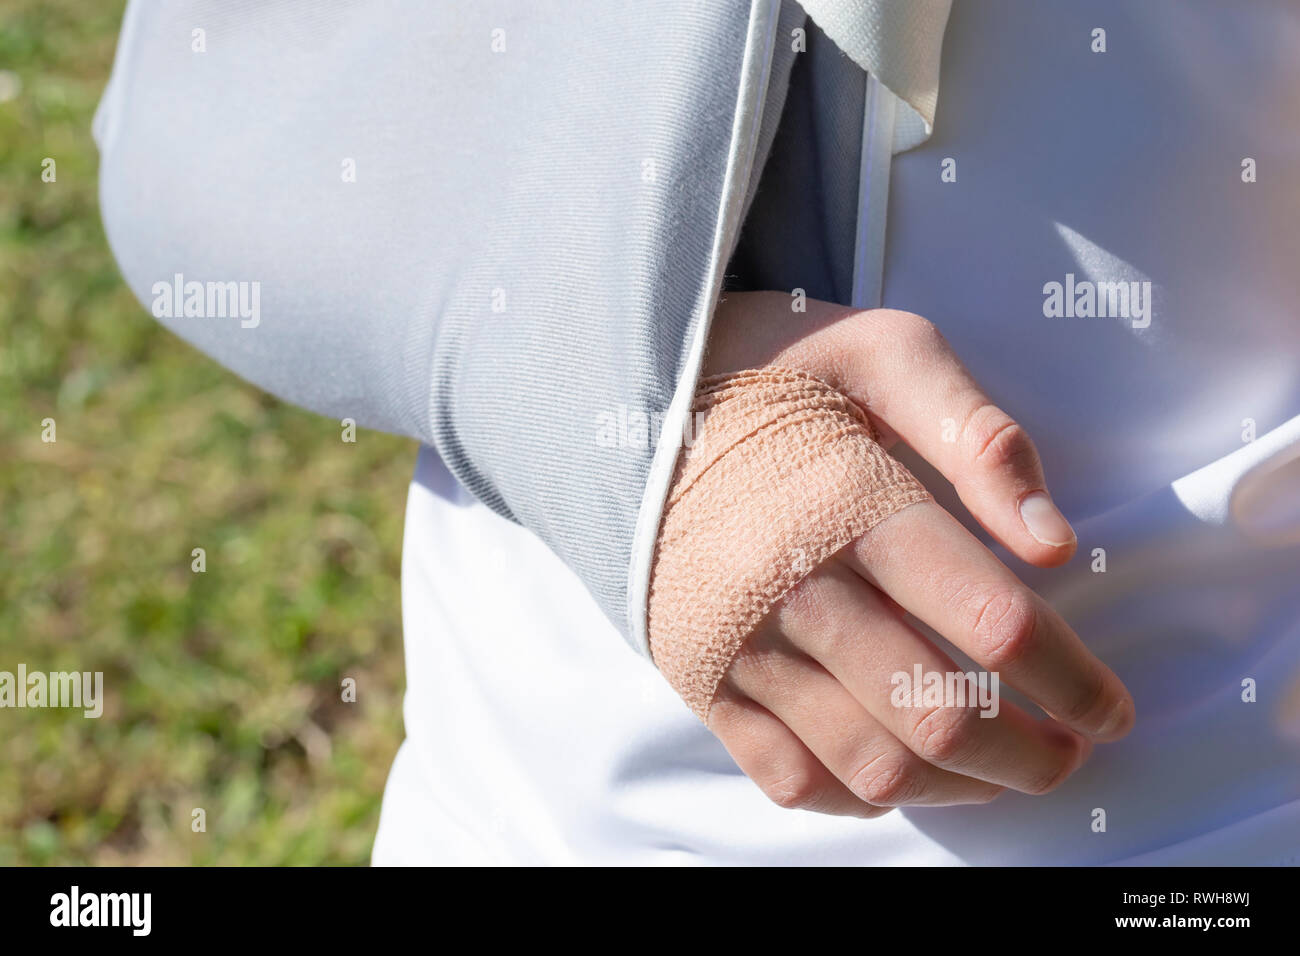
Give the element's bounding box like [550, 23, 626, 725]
[700, 291, 1135, 816]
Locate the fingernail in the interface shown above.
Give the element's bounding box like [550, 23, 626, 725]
[1019, 491, 1075, 547]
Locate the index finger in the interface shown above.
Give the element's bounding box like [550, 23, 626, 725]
[842, 500, 1135, 742]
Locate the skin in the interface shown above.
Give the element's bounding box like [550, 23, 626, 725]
[698, 291, 1136, 817]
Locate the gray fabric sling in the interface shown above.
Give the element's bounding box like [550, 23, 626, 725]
[94, 1, 941, 647]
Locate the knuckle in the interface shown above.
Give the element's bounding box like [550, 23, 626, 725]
[963, 404, 1039, 476]
[762, 768, 823, 811]
[967, 587, 1038, 668]
[910, 704, 981, 765]
[849, 752, 920, 807]
[888, 311, 945, 353]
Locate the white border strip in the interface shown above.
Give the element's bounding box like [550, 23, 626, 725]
[624, 0, 783, 658]
[851, 74, 898, 310]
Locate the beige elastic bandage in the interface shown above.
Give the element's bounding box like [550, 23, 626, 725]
[648, 367, 932, 722]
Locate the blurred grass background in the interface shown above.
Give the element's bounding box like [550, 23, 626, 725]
[0, 0, 415, 864]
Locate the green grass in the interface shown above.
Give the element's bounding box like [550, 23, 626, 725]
[0, 0, 414, 864]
